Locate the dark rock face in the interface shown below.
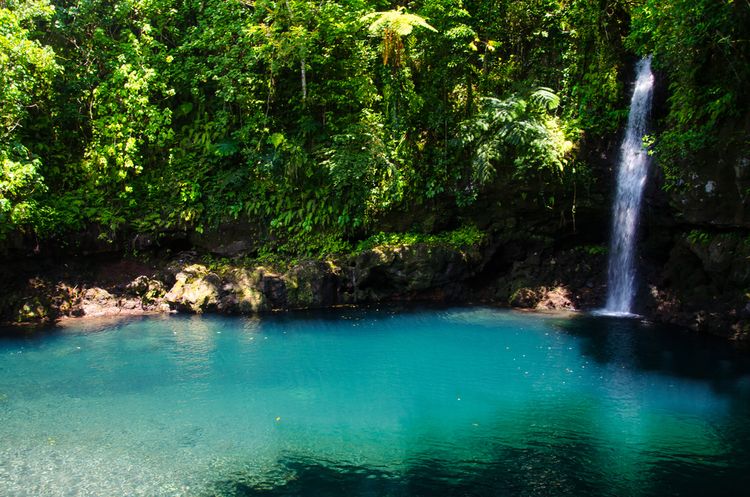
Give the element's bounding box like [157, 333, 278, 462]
[0, 242, 486, 325]
[1, 230, 748, 341]
[641, 233, 750, 340]
[350, 244, 481, 303]
[161, 243, 482, 315]
[631, 113, 750, 340]
[665, 124, 750, 229]
[188, 219, 265, 257]
[479, 246, 608, 312]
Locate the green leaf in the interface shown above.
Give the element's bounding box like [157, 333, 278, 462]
[268, 133, 285, 149]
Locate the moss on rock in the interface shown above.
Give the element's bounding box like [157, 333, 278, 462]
[165, 264, 222, 313]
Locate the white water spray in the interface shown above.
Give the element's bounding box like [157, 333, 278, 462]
[602, 57, 655, 315]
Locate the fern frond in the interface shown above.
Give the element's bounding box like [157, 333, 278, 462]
[530, 87, 560, 110]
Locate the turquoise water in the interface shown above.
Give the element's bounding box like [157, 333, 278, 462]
[1, 307, 749, 496]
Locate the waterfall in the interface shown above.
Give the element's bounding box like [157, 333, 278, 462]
[603, 57, 655, 315]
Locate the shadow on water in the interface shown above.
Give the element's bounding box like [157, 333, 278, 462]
[553, 314, 750, 387]
[0, 321, 61, 339]
[0, 314, 157, 341]
[207, 453, 599, 497]
[205, 447, 750, 497]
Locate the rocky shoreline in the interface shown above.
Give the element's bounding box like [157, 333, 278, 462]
[0, 243, 482, 323]
[3, 237, 748, 341]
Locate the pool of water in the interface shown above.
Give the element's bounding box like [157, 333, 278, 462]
[1, 307, 749, 496]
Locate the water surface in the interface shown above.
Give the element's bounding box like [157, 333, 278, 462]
[1, 307, 749, 496]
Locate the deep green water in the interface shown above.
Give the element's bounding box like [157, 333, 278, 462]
[1, 307, 749, 496]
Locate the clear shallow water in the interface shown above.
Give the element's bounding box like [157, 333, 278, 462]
[1, 307, 749, 497]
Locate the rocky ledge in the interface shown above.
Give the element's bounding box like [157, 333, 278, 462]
[1, 242, 483, 325]
[2, 237, 748, 342]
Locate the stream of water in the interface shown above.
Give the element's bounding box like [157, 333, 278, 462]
[1, 307, 749, 496]
[604, 57, 655, 315]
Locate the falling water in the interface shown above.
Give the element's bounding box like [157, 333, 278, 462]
[603, 57, 654, 315]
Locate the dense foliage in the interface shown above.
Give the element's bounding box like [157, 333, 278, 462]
[628, 0, 750, 189]
[1, 0, 745, 254]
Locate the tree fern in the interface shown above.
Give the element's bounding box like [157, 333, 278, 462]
[361, 7, 437, 66]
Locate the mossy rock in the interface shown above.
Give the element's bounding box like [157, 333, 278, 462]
[15, 297, 51, 323]
[284, 260, 340, 309]
[227, 268, 269, 313]
[165, 264, 222, 313]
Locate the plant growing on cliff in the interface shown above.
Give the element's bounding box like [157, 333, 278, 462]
[459, 88, 574, 186]
[686, 230, 710, 246]
[627, 0, 750, 189]
[356, 225, 485, 252]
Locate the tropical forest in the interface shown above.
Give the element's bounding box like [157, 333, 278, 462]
[1, 1, 750, 495]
